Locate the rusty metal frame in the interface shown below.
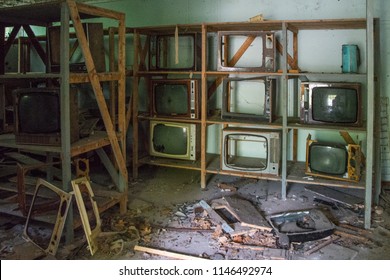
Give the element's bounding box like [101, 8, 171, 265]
[305, 135, 362, 182]
[23, 178, 72, 256]
[17, 161, 61, 216]
[217, 31, 276, 72]
[71, 177, 101, 255]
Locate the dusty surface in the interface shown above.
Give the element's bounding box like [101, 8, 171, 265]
[1, 166, 390, 260]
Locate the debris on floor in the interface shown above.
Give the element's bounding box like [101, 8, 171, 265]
[1, 167, 390, 260]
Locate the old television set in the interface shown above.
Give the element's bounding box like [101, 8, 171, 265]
[300, 82, 362, 126]
[13, 87, 79, 146]
[218, 31, 275, 72]
[149, 120, 198, 160]
[305, 135, 362, 182]
[48, 23, 106, 73]
[150, 79, 200, 119]
[149, 32, 201, 71]
[221, 127, 281, 176]
[221, 76, 277, 122]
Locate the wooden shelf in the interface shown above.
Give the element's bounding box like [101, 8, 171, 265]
[286, 161, 365, 189]
[0, 131, 111, 157]
[207, 114, 283, 128]
[0, 182, 125, 229]
[138, 114, 202, 124]
[287, 119, 367, 133]
[138, 155, 202, 170]
[131, 14, 377, 229]
[138, 71, 202, 76]
[206, 153, 282, 181]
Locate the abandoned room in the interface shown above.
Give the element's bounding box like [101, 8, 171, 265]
[0, 0, 390, 263]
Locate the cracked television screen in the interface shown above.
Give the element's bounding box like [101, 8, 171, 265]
[24, 180, 71, 255]
[153, 124, 187, 155]
[154, 84, 189, 116]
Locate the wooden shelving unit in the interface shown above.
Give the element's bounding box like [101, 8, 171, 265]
[0, 0, 128, 241]
[131, 4, 378, 228]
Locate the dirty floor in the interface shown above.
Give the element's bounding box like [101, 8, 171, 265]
[1, 166, 390, 260]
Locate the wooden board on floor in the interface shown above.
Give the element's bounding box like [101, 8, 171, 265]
[305, 185, 364, 208]
[211, 196, 272, 231]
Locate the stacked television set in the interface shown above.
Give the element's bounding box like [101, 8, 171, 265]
[149, 120, 198, 161]
[221, 127, 281, 176]
[47, 23, 106, 73]
[300, 82, 362, 127]
[13, 87, 79, 146]
[150, 79, 200, 119]
[149, 32, 201, 71]
[305, 134, 362, 182]
[221, 76, 277, 122]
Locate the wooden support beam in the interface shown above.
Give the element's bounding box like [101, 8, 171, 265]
[228, 35, 256, 67]
[22, 25, 47, 66]
[132, 31, 140, 179]
[276, 38, 300, 71]
[68, 1, 128, 181]
[134, 245, 205, 260]
[108, 27, 117, 127]
[0, 24, 5, 75]
[339, 131, 366, 163]
[4, 25, 21, 55]
[72, 0, 124, 20]
[208, 35, 257, 99]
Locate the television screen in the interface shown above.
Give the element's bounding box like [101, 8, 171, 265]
[305, 136, 362, 182]
[151, 79, 199, 119]
[48, 23, 106, 73]
[18, 92, 60, 133]
[221, 77, 276, 122]
[149, 33, 201, 71]
[153, 123, 188, 156]
[150, 121, 197, 160]
[309, 143, 347, 175]
[218, 31, 275, 72]
[224, 134, 268, 170]
[221, 128, 280, 175]
[13, 87, 79, 145]
[155, 84, 188, 115]
[300, 82, 362, 126]
[312, 87, 358, 123]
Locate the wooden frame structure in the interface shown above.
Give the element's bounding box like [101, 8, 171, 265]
[0, 0, 127, 242]
[131, 3, 379, 229]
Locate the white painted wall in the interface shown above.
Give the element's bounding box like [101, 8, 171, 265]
[90, 0, 389, 180]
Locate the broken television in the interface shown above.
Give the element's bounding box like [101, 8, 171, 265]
[149, 32, 201, 71]
[13, 87, 79, 146]
[306, 135, 362, 182]
[221, 77, 277, 122]
[23, 179, 72, 256]
[149, 120, 198, 161]
[150, 79, 200, 119]
[217, 31, 276, 72]
[300, 82, 362, 126]
[267, 209, 335, 244]
[221, 127, 281, 176]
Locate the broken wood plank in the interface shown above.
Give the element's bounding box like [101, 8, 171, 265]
[212, 196, 272, 231]
[223, 243, 267, 251]
[304, 236, 340, 256]
[134, 245, 205, 260]
[305, 185, 364, 209]
[262, 248, 289, 260]
[217, 182, 237, 192]
[199, 200, 234, 233]
[229, 223, 258, 237]
[4, 152, 63, 179]
[338, 223, 373, 235]
[334, 230, 370, 243]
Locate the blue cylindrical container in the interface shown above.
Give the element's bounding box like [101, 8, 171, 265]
[342, 44, 360, 73]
